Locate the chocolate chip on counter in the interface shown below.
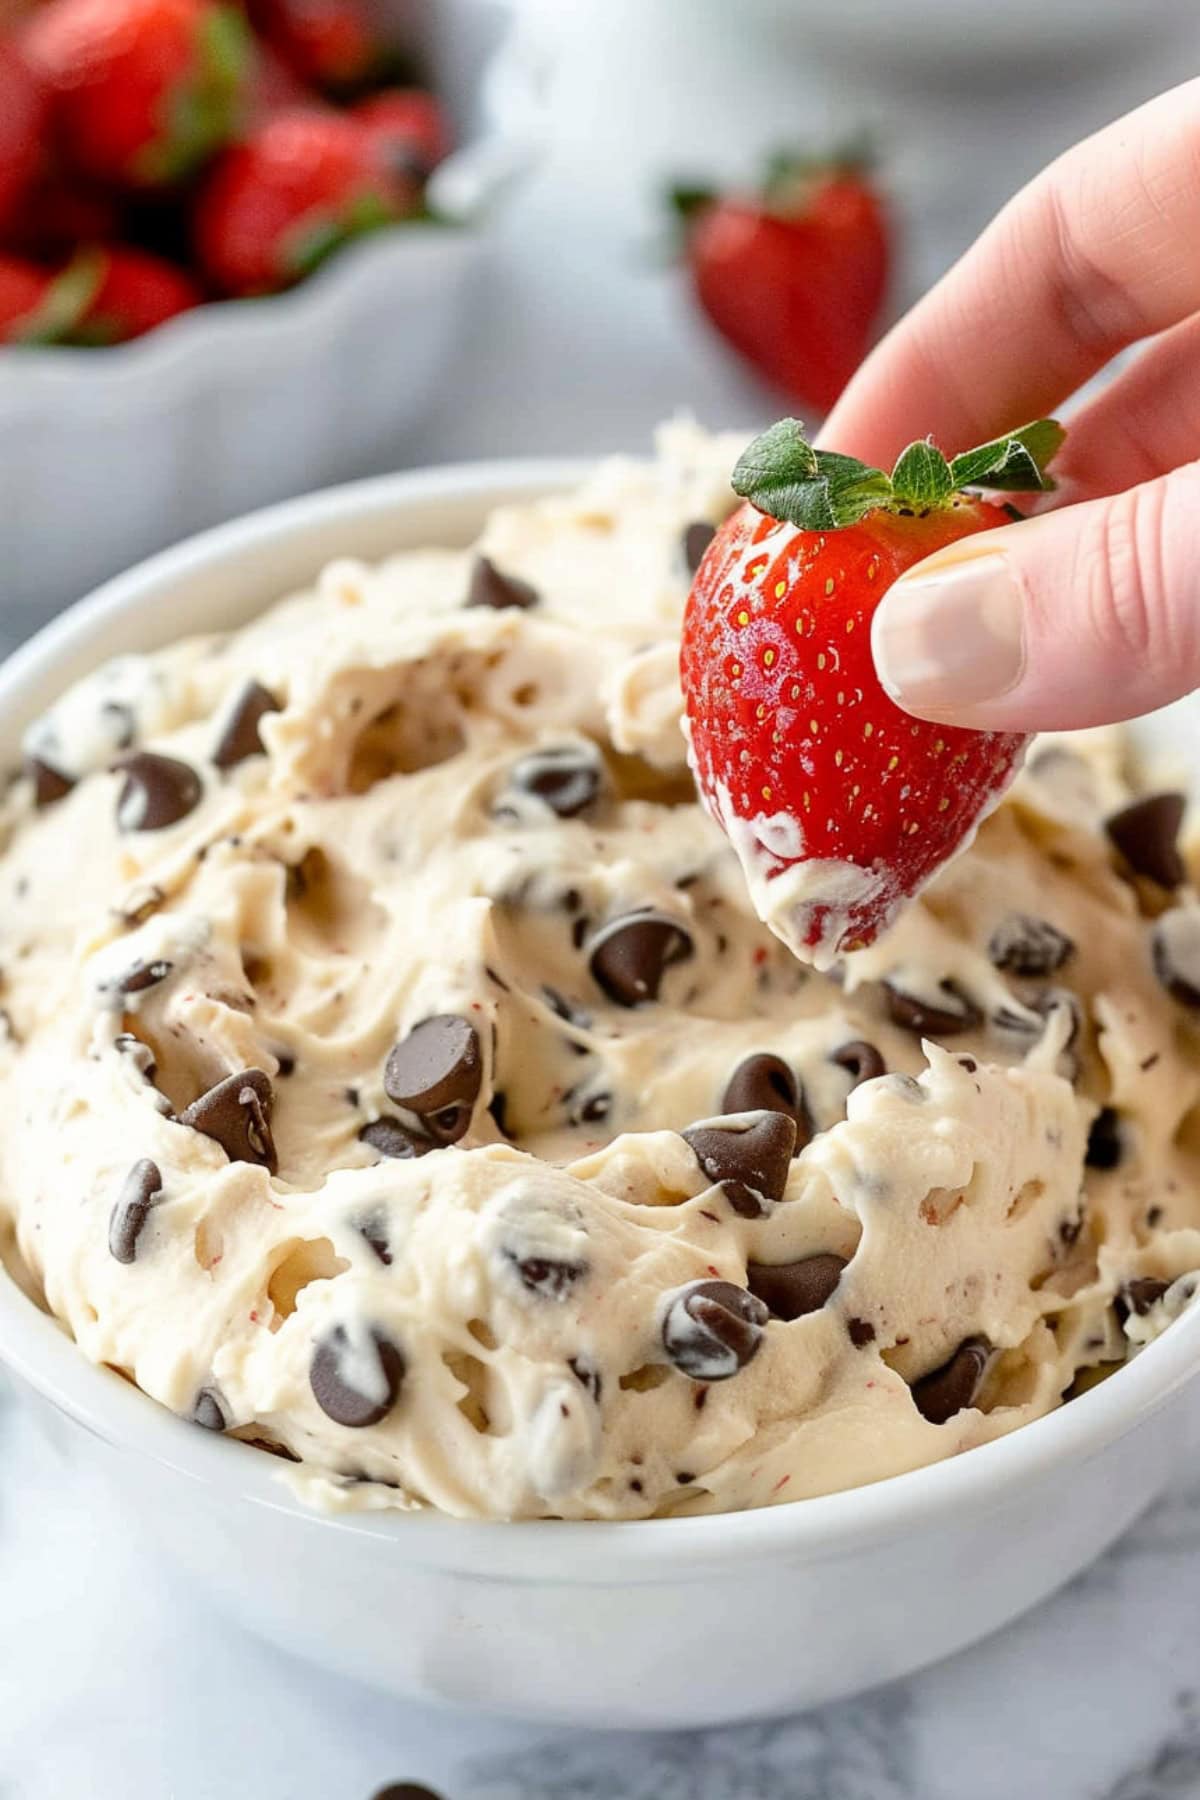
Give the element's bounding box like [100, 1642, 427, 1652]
[107, 1158, 163, 1263]
[212, 681, 280, 769]
[191, 1388, 228, 1431]
[25, 755, 74, 807]
[911, 1337, 992, 1424]
[1085, 1106, 1123, 1171]
[1152, 907, 1200, 1008]
[662, 1279, 769, 1382]
[746, 1253, 848, 1321]
[358, 1116, 432, 1161]
[884, 978, 981, 1037]
[181, 1068, 277, 1171]
[370, 1784, 446, 1800]
[114, 751, 202, 832]
[1106, 792, 1186, 888]
[1118, 1276, 1170, 1322]
[569, 1356, 602, 1403]
[587, 912, 694, 1007]
[682, 1111, 796, 1219]
[383, 1015, 482, 1144]
[847, 1317, 876, 1347]
[682, 519, 716, 575]
[987, 913, 1075, 977]
[465, 554, 539, 612]
[830, 1040, 887, 1090]
[115, 958, 173, 996]
[355, 1208, 393, 1266]
[507, 742, 602, 819]
[310, 1325, 405, 1428]
[721, 1053, 812, 1148]
[505, 1250, 588, 1302]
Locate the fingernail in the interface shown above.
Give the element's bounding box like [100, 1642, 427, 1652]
[872, 548, 1026, 715]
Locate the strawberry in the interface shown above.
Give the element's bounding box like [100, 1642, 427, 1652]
[22, 0, 254, 190]
[246, 0, 382, 96]
[4, 165, 120, 256]
[0, 42, 46, 235]
[67, 245, 201, 342]
[354, 88, 452, 180]
[680, 417, 1065, 965]
[675, 152, 889, 415]
[193, 106, 408, 295]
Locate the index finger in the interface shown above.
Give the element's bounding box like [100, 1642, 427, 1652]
[822, 78, 1200, 469]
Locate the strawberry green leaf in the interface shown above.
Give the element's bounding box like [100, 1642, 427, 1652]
[948, 418, 1064, 493]
[732, 421, 890, 529]
[142, 3, 253, 184]
[285, 191, 397, 281]
[18, 250, 103, 345]
[890, 439, 953, 508]
[667, 183, 718, 223]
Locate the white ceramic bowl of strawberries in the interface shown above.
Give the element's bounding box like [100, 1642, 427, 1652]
[0, 0, 526, 622]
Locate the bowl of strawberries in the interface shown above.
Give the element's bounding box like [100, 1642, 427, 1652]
[0, 0, 524, 618]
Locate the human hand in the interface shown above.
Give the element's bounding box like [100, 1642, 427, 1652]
[823, 79, 1200, 731]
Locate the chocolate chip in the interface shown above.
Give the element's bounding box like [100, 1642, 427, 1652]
[212, 681, 280, 769]
[465, 554, 539, 611]
[830, 1040, 887, 1089]
[383, 1015, 482, 1143]
[488, 1091, 511, 1137]
[114, 752, 202, 832]
[1152, 907, 1200, 1007]
[507, 743, 602, 819]
[505, 1251, 588, 1301]
[191, 1388, 228, 1431]
[116, 884, 165, 927]
[1106, 793, 1186, 888]
[370, 1785, 446, 1800]
[274, 1049, 296, 1077]
[355, 1208, 393, 1265]
[587, 912, 693, 1006]
[310, 1325, 405, 1428]
[572, 1090, 612, 1126]
[682, 519, 716, 575]
[543, 986, 590, 1029]
[358, 1116, 431, 1160]
[25, 755, 73, 807]
[181, 1068, 277, 1171]
[1119, 1276, 1169, 1320]
[662, 1279, 769, 1381]
[569, 1356, 602, 1403]
[682, 1112, 796, 1219]
[115, 958, 173, 996]
[987, 913, 1075, 977]
[107, 1158, 163, 1263]
[721, 1053, 812, 1148]
[911, 1336, 991, 1424]
[1085, 1106, 1123, 1171]
[746, 1253, 847, 1321]
[114, 1031, 157, 1083]
[847, 1317, 876, 1347]
[884, 978, 981, 1036]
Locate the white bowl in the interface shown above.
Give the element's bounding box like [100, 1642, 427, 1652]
[1, 460, 1199, 1731]
[0, 0, 533, 627]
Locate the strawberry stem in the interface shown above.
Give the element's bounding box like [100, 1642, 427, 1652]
[732, 417, 1064, 530]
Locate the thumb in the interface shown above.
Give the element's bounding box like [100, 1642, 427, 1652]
[870, 464, 1200, 731]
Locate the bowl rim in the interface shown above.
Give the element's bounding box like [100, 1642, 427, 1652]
[2, 452, 1198, 1585]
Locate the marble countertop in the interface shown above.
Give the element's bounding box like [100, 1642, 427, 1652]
[4, 12, 1200, 1795]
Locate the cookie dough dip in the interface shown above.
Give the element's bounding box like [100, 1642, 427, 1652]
[3, 425, 1200, 1523]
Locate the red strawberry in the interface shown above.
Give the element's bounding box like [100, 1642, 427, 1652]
[66, 245, 201, 341]
[0, 42, 46, 235]
[676, 153, 889, 415]
[22, 0, 254, 190]
[354, 88, 452, 180]
[680, 417, 1065, 965]
[4, 167, 120, 256]
[0, 250, 101, 343]
[193, 106, 407, 295]
[247, 0, 380, 94]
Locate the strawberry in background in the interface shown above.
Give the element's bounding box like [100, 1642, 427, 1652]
[355, 87, 451, 180]
[194, 105, 413, 295]
[247, 0, 384, 96]
[0, 41, 44, 232]
[673, 150, 890, 416]
[23, 0, 256, 188]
